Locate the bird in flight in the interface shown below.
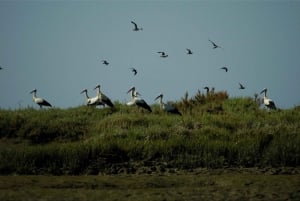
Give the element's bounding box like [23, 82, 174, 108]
[131, 21, 143, 31]
[209, 39, 222, 49]
[186, 48, 193, 55]
[220, 66, 228, 72]
[129, 67, 137, 76]
[101, 60, 109, 65]
[157, 51, 168, 58]
[239, 83, 246, 89]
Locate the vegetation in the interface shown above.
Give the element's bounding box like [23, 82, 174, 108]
[0, 90, 300, 175]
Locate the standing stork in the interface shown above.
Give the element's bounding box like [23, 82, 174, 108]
[260, 88, 276, 110]
[127, 87, 152, 112]
[131, 21, 143, 31]
[94, 84, 114, 108]
[155, 93, 182, 116]
[30, 89, 52, 108]
[80, 89, 104, 106]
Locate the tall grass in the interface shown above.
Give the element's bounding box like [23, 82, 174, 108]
[0, 92, 300, 175]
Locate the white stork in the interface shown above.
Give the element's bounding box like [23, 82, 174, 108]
[260, 88, 277, 110]
[127, 87, 152, 112]
[80, 89, 104, 106]
[131, 21, 143, 31]
[30, 89, 52, 108]
[94, 84, 114, 108]
[154, 93, 182, 116]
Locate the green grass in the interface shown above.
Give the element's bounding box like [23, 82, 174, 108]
[0, 92, 300, 175]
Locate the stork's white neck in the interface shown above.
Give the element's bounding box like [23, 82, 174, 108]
[263, 90, 267, 98]
[157, 96, 164, 109]
[96, 87, 102, 98]
[84, 91, 89, 99]
[32, 91, 37, 99]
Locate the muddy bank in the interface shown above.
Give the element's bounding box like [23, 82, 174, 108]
[87, 160, 300, 175]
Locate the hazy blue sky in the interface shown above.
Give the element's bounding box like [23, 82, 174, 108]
[1, 0, 300, 109]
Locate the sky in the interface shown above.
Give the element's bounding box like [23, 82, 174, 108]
[0, 0, 300, 109]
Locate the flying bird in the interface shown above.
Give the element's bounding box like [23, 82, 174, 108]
[131, 21, 143, 31]
[186, 48, 193, 55]
[80, 89, 104, 106]
[0, 66, 3, 70]
[157, 51, 168, 58]
[220, 67, 228, 72]
[260, 88, 276, 110]
[209, 39, 222, 49]
[94, 84, 114, 108]
[101, 60, 109, 65]
[30, 89, 52, 108]
[239, 83, 246, 90]
[127, 87, 152, 112]
[129, 67, 137, 76]
[155, 93, 182, 116]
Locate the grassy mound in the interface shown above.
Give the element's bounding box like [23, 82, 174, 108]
[0, 91, 299, 175]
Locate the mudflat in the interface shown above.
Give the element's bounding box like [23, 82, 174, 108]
[1, 168, 299, 201]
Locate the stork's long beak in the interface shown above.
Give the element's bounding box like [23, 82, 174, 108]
[127, 87, 135, 94]
[80, 89, 87, 94]
[30, 89, 36, 94]
[94, 85, 100, 90]
[260, 88, 266, 94]
[154, 94, 162, 100]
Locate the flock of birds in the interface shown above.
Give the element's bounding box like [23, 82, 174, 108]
[26, 20, 277, 113]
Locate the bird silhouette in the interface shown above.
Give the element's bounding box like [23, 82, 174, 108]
[157, 51, 168, 58]
[220, 67, 228, 72]
[186, 48, 193, 55]
[131, 21, 143, 31]
[239, 83, 246, 89]
[209, 39, 222, 49]
[101, 60, 109, 65]
[129, 68, 137, 76]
